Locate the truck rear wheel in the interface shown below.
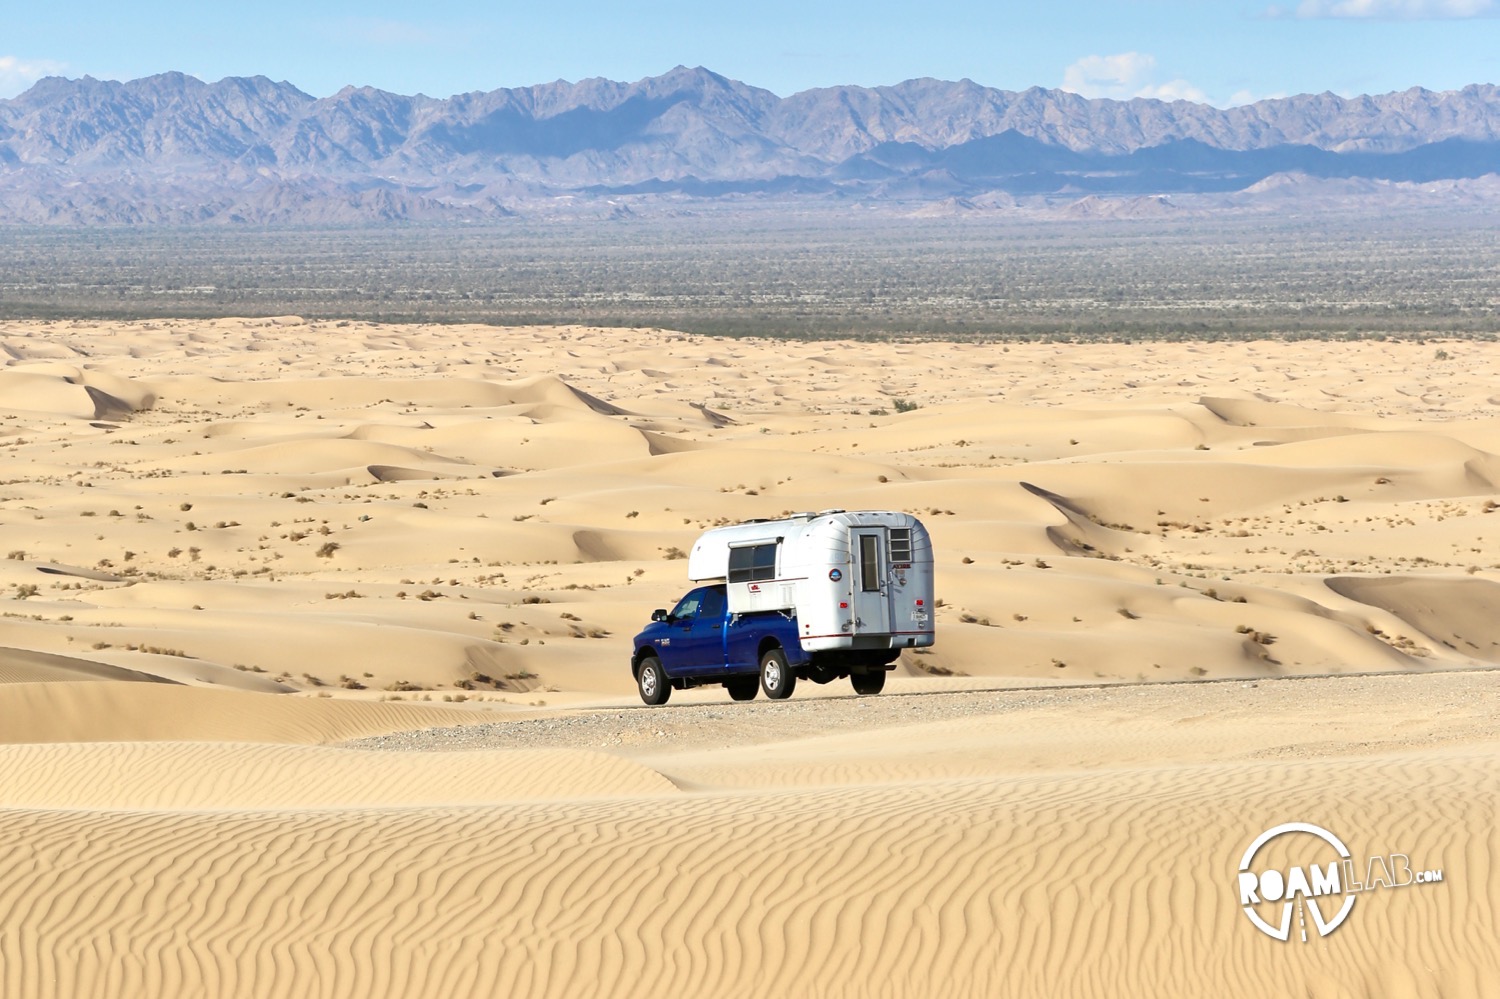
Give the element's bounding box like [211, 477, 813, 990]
[726, 677, 759, 701]
[760, 648, 796, 700]
[637, 656, 670, 706]
[851, 670, 886, 696]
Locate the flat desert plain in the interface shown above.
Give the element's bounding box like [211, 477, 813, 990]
[1, 318, 1498, 997]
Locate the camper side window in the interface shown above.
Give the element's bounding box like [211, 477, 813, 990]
[889, 528, 913, 566]
[728, 543, 777, 583]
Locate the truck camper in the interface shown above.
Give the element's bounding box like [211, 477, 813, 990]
[629, 510, 934, 704]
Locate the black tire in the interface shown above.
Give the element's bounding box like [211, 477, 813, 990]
[726, 676, 759, 701]
[760, 648, 796, 700]
[851, 670, 886, 696]
[637, 655, 670, 706]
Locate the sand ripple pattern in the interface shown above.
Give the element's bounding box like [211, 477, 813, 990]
[0, 750, 1493, 998]
[0, 743, 679, 809]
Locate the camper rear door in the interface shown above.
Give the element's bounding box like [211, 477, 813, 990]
[851, 529, 893, 634]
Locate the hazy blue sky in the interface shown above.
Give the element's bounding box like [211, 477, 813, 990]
[3, 0, 1498, 105]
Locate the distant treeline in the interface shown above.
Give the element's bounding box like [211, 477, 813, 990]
[1, 211, 1497, 340]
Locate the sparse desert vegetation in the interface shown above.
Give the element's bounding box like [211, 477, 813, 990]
[0, 212, 1497, 339]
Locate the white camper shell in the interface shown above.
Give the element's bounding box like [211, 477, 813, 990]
[687, 510, 935, 653]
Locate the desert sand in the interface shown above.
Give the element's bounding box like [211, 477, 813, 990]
[2, 318, 1498, 996]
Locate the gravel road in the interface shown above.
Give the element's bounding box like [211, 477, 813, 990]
[342, 668, 1500, 757]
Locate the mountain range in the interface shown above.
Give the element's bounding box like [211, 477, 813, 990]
[2, 66, 1499, 224]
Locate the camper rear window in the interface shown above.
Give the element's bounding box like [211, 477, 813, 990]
[889, 528, 913, 565]
[859, 535, 881, 591]
[728, 543, 778, 583]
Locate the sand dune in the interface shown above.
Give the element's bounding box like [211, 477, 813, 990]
[0, 368, 132, 420]
[0, 745, 1491, 998]
[0, 646, 171, 685]
[143, 372, 617, 415]
[0, 680, 533, 744]
[4, 320, 1500, 996]
[166, 437, 473, 476]
[1327, 575, 1500, 662]
[5, 323, 1500, 693]
[0, 741, 677, 808]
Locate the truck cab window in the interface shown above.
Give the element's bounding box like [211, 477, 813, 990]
[671, 592, 702, 620]
[698, 586, 726, 620]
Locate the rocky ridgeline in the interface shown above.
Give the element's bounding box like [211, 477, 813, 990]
[3, 68, 1500, 222]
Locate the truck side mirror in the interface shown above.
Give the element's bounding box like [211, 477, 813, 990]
[651, 608, 669, 622]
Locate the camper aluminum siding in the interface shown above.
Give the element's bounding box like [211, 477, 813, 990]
[687, 510, 935, 653]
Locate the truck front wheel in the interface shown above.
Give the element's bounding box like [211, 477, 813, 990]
[760, 648, 796, 700]
[637, 656, 671, 706]
[851, 670, 886, 696]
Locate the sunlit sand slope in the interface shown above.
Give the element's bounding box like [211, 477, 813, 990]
[0, 742, 677, 808]
[0, 683, 509, 744]
[0, 750, 1491, 998]
[5, 319, 1500, 699]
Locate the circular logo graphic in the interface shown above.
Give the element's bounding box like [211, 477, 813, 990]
[1238, 822, 1355, 942]
[828, 568, 843, 582]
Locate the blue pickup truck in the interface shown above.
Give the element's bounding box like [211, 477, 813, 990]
[629, 583, 834, 704]
[630, 511, 935, 705]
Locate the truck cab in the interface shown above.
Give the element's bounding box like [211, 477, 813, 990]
[631, 583, 808, 704]
[652, 585, 731, 673]
[630, 510, 935, 705]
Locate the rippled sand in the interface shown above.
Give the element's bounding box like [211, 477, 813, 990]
[2, 318, 1498, 996]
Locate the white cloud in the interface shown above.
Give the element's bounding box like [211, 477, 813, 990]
[1061, 52, 1208, 104]
[1136, 79, 1211, 103]
[1285, 0, 1494, 16]
[1063, 52, 1155, 98]
[1227, 88, 1289, 107]
[0, 55, 67, 98]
